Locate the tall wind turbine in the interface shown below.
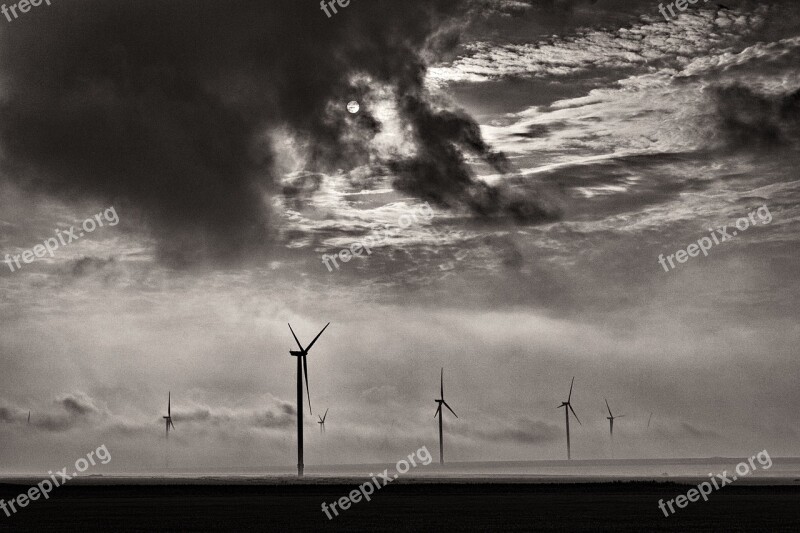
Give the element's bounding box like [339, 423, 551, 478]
[558, 377, 581, 460]
[434, 368, 458, 465]
[288, 322, 330, 477]
[605, 399, 624, 436]
[318, 408, 329, 433]
[163, 392, 175, 439]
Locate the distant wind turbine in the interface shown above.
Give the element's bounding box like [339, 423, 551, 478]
[27, 411, 30, 425]
[434, 368, 458, 465]
[318, 408, 329, 432]
[648, 412, 653, 429]
[558, 377, 581, 460]
[162, 392, 175, 439]
[288, 322, 330, 477]
[605, 399, 625, 436]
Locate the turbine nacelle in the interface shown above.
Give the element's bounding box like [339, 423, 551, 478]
[288, 322, 330, 416]
[163, 392, 176, 438]
[559, 377, 581, 460]
[604, 399, 625, 436]
[433, 369, 458, 419]
[434, 367, 458, 465]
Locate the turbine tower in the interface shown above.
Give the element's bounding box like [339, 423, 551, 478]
[288, 322, 330, 477]
[434, 368, 458, 465]
[605, 399, 625, 436]
[27, 411, 30, 425]
[163, 392, 175, 439]
[318, 408, 329, 432]
[558, 377, 581, 460]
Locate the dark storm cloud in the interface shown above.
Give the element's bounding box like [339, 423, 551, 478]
[0, 393, 101, 432]
[454, 416, 561, 444]
[281, 172, 325, 211]
[171, 398, 296, 430]
[679, 422, 722, 440]
[712, 85, 800, 149]
[60, 393, 99, 416]
[390, 93, 561, 223]
[251, 408, 295, 430]
[0, 405, 26, 424]
[477, 0, 603, 16]
[172, 407, 214, 424]
[493, 418, 561, 444]
[2, 392, 296, 435]
[69, 257, 117, 278]
[513, 124, 552, 139]
[0, 0, 554, 265]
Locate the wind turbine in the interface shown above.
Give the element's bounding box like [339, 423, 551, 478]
[605, 399, 624, 436]
[434, 368, 458, 465]
[288, 322, 330, 477]
[27, 411, 30, 425]
[558, 377, 581, 460]
[162, 392, 175, 439]
[318, 408, 329, 432]
[647, 412, 653, 429]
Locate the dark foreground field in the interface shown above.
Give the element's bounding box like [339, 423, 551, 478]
[1, 482, 799, 532]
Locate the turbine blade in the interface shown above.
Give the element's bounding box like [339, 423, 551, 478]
[568, 377, 575, 403]
[605, 398, 612, 417]
[171, 419, 176, 430]
[168, 391, 171, 416]
[569, 404, 581, 425]
[443, 400, 458, 418]
[322, 408, 329, 423]
[288, 323, 304, 352]
[440, 368, 444, 399]
[302, 355, 312, 415]
[305, 322, 330, 353]
[434, 404, 441, 418]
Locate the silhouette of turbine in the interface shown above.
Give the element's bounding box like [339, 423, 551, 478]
[557, 377, 581, 460]
[605, 399, 625, 436]
[434, 368, 458, 465]
[288, 322, 330, 477]
[162, 392, 175, 439]
[318, 408, 329, 433]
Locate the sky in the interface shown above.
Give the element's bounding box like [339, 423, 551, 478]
[1, 0, 799, 473]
